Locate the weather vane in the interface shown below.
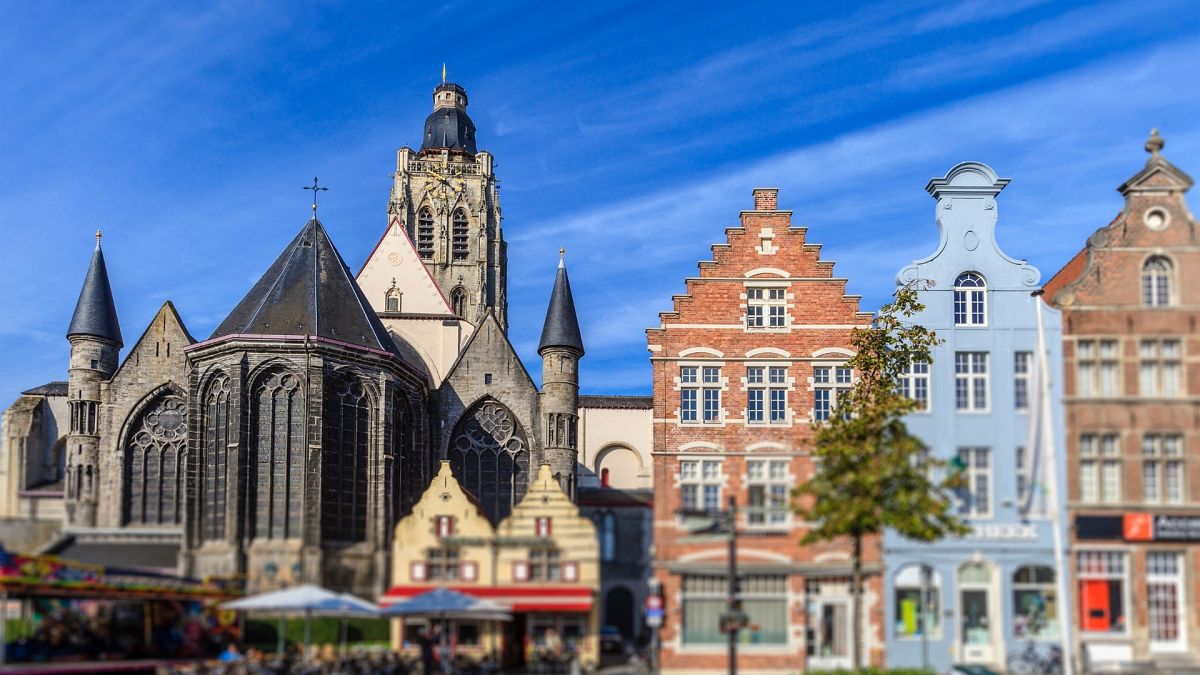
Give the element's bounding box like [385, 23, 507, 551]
[303, 176, 329, 214]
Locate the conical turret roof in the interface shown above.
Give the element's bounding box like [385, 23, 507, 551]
[538, 254, 584, 355]
[67, 238, 122, 347]
[211, 218, 398, 355]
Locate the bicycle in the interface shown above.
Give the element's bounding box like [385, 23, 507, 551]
[1006, 642, 1062, 675]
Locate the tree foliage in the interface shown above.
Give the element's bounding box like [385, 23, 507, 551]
[794, 282, 968, 543]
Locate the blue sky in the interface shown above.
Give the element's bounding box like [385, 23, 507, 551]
[1, 0, 1198, 405]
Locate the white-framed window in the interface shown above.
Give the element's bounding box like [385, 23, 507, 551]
[746, 287, 787, 329]
[747, 366, 788, 424]
[813, 365, 852, 421]
[746, 459, 789, 527]
[681, 366, 721, 423]
[899, 360, 931, 412]
[954, 352, 989, 411]
[1077, 551, 1128, 635]
[1013, 566, 1058, 640]
[680, 459, 722, 513]
[954, 272, 987, 326]
[1079, 433, 1121, 504]
[1139, 339, 1182, 397]
[682, 575, 786, 645]
[680, 366, 722, 424]
[1142, 434, 1184, 504]
[1014, 351, 1032, 411]
[894, 565, 942, 639]
[955, 447, 991, 518]
[1142, 256, 1173, 307]
[1077, 339, 1120, 397]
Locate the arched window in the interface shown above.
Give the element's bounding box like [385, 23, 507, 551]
[601, 512, 616, 561]
[954, 272, 987, 326]
[452, 209, 469, 261]
[252, 369, 304, 540]
[451, 287, 467, 317]
[449, 399, 529, 523]
[202, 374, 231, 540]
[893, 564, 942, 638]
[1142, 256, 1172, 307]
[322, 371, 370, 543]
[417, 207, 435, 259]
[385, 288, 401, 313]
[123, 393, 187, 525]
[1012, 565, 1057, 639]
[387, 389, 419, 529]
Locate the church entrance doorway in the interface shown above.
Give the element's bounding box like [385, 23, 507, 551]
[605, 587, 635, 640]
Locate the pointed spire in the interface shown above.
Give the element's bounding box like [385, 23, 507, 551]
[67, 231, 122, 347]
[538, 249, 584, 356]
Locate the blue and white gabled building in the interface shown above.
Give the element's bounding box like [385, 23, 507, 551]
[883, 162, 1069, 672]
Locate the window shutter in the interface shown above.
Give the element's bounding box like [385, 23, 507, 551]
[562, 561, 579, 582]
[513, 560, 529, 582]
[536, 517, 552, 537]
[436, 515, 455, 538]
[461, 561, 478, 582]
[410, 561, 427, 581]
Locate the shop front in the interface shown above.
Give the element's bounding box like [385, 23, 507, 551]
[885, 525, 1065, 672]
[1073, 514, 1200, 667]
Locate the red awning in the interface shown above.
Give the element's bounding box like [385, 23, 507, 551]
[382, 585, 593, 613]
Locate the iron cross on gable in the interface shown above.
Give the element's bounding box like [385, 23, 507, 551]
[303, 176, 329, 214]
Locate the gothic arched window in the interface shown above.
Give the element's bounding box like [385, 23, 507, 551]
[417, 208, 435, 259]
[385, 288, 401, 313]
[386, 389, 416, 530]
[953, 272, 987, 326]
[1142, 256, 1172, 307]
[449, 399, 529, 523]
[451, 287, 467, 317]
[252, 369, 304, 540]
[201, 374, 231, 540]
[601, 512, 616, 561]
[452, 209, 469, 261]
[123, 393, 187, 525]
[322, 371, 370, 543]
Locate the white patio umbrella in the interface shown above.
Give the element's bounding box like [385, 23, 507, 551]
[222, 584, 376, 655]
[380, 587, 512, 621]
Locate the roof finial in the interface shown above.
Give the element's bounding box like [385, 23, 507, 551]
[303, 176, 329, 215]
[95, 228, 102, 247]
[1145, 128, 1164, 156]
[442, 62, 447, 84]
[558, 247, 565, 269]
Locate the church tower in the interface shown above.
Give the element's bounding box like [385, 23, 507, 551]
[64, 231, 122, 527]
[538, 251, 584, 497]
[387, 77, 507, 330]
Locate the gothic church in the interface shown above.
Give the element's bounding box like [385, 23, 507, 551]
[0, 80, 586, 597]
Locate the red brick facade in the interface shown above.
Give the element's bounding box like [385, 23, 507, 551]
[647, 189, 879, 673]
[1044, 133, 1200, 665]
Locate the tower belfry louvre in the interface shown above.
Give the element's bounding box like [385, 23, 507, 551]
[385, 79, 507, 331]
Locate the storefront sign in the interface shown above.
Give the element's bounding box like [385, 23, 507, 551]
[967, 523, 1038, 540]
[1077, 514, 1200, 542]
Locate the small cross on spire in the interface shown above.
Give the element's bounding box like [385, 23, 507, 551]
[558, 246, 566, 269]
[303, 176, 329, 215]
[95, 228, 103, 247]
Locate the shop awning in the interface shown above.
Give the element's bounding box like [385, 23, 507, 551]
[381, 585, 593, 613]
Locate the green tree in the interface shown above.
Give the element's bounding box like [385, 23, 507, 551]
[794, 283, 968, 669]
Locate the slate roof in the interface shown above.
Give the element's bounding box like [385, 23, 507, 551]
[579, 394, 653, 409]
[211, 218, 398, 355]
[421, 83, 477, 154]
[67, 243, 122, 347]
[21, 381, 69, 397]
[538, 258, 584, 355]
[46, 539, 180, 570]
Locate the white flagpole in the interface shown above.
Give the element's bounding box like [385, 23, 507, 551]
[1033, 291, 1074, 675]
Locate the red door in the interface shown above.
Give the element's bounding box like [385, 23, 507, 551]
[1081, 580, 1111, 631]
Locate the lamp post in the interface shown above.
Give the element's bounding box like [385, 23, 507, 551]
[920, 564, 931, 670]
[680, 498, 746, 675]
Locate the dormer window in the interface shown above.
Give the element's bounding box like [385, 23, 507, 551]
[953, 272, 987, 326]
[417, 208, 435, 259]
[1142, 256, 1172, 307]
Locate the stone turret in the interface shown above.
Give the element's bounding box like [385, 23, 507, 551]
[538, 251, 584, 497]
[64, 231, 122, 527]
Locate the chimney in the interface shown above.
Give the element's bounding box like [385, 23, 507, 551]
[753, 188, 779, 211]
